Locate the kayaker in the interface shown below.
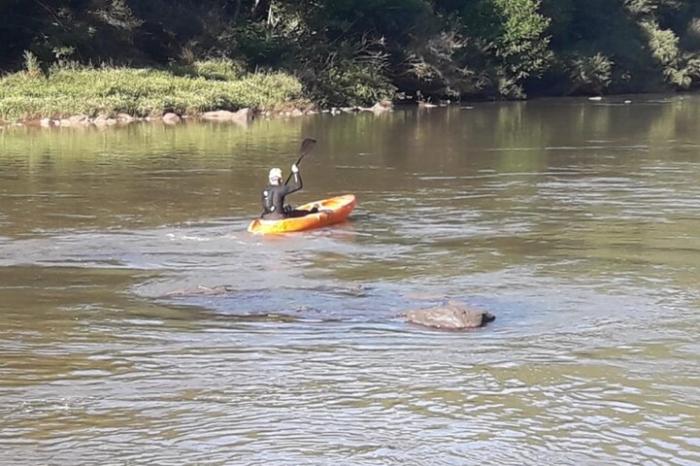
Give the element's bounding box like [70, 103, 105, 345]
[261, 164, 317, 219]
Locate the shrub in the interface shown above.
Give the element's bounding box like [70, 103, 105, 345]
[641, 20, 700, 89]
[23, 51, 42, 78]
[309, 60, 396, 107]
[568, 53, 614, 94]
[192, 58, 246, 81]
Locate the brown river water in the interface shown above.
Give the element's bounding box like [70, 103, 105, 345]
[0, 96, 699, 465]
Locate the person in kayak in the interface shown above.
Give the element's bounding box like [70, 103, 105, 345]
[261, 164, 317, 219]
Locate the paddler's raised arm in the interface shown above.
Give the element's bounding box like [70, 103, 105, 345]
[285, 163, 302, 194]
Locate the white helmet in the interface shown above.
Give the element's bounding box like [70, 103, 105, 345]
[268, 167, 282, 184]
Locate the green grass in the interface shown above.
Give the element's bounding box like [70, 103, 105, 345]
[0, 61, 305, 121]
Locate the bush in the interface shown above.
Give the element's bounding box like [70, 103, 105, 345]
[192, 58, 246, 81]
[459, 0, 553, 97]
[568, 53, 614, 94]
[23, 51, 43, 78]
[301, 38, 397, 107]
[309, 60, 396, 107]
[641, 20, 700, 89]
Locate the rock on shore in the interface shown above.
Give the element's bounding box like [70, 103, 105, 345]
[3, 100, 397, 130]
[162, 112, 182, 125]
[361, 100, 392, 114]
[116, 113, 135, 123]
[60, 114, 90, 127]
[200, 108, 252, 124]
[406, 301, 495, 330]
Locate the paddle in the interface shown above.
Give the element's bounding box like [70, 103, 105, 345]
[284, 137, 317, 185]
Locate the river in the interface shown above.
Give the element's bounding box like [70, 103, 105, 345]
[1, 96, 699, 465]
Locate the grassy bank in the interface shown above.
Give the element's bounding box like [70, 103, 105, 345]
[0, 60, 305, 122]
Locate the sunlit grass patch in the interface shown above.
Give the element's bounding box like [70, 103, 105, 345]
[0, 62, 304, 121]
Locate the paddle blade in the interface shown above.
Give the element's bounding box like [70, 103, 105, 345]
[285, 138, 318, 186]
[299, 138, 317, 157]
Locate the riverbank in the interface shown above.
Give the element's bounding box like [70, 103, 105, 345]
[0, 61, 309, 127]
[0, 61, 398, 129]
[1, 60, 694, 131]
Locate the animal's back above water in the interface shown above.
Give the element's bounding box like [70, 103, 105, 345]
[405, 301, 495, 330]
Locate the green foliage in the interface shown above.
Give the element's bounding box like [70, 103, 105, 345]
[23, 51, 42, 78]
[625, 0, 658, 16]
[95, 0, 144, 30]
[308, 53, 397, 107]
[568, 53, 614, 94]
[641, 20, 700, 88]
[539, 0, 699, 93]
[402, 31, 479, 97]
[642, 20, 681, 64]
[232, 22, 298, 69]
[191, 59, 246, 81]
[491, 0, 552, 77]
[456, 0, 553, 97]
[2, 0, 700, 106]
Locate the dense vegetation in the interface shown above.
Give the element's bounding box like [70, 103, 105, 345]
[1, 0, 700, 118]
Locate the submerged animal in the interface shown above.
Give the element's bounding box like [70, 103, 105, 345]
[163, 285, 234, 297]
[405, 301, 495, 330]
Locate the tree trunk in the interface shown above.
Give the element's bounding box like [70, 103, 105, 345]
[251, 0, 271, 20]
[231, 0, 242, 23]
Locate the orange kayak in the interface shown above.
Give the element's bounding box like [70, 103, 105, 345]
[247, 194, 357, 234]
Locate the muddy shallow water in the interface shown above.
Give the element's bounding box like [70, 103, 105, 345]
[1, 96, 699, 465]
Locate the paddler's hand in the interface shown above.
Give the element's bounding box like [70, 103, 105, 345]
[291, 163, 299, 174]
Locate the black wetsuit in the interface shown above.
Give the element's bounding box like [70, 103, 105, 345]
[261, 172, 303, 219]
